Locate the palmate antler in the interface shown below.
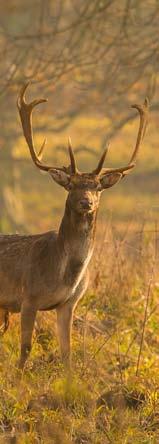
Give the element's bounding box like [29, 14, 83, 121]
[17, 82, 77, 174]
[93, 98, 149, 177]
[17, 83, 149, 178]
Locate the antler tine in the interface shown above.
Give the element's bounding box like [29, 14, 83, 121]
[68, 137, 78, 174]
[99, 98, 149, 177]
[17, 82, 66, 173]
[129, 97, 149, 165]
[92, 142, 110, 175]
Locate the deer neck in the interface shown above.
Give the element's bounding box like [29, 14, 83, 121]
[58, 199, 97, 264]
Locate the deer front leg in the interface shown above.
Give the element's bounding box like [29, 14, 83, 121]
[56, 273, 89, 369]
[56, 304, 73, 370]
[19, 301, 37, 369]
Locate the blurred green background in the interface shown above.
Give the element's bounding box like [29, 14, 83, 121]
[0, 0, 159, 234]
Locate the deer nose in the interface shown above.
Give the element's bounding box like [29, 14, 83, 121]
[80, 199, 91, 209]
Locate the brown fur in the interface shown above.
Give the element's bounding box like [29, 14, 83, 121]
[0, 86, 148, 370]
[0, 189, 99, 369]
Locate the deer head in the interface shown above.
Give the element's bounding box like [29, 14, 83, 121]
[17, 83, 149, 215]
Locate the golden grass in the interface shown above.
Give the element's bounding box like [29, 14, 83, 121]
[0, 112, 159, 442]
[0, 220, 159, 443]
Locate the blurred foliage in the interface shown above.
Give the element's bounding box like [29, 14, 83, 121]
[0, 0, 159, 233]
[0, 111, 158, 233]
[0, 3, 159, 443]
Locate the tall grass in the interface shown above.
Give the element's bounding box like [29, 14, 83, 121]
[0, 217, 159, 443]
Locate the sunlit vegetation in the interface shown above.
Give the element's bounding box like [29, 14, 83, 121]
[1, 1, 159, 443]
[0, 221, 159, 443]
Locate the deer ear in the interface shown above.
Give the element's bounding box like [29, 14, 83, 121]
[49, 169, 71, 190]
[99, 172, 122, 190]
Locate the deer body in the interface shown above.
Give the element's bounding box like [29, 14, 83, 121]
[0, 191, 97, 368]
[0, 83, 149, 369]
[0, 198, 96, 311]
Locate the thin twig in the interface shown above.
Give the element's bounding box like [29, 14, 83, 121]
[136, 222, 157, 376]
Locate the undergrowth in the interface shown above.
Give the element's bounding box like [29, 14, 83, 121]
[0, 220, 159, 443]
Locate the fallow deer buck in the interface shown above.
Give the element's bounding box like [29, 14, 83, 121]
[0, 83, 149, 370]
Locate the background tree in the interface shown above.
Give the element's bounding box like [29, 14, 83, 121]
[0, 0, 158, 231]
